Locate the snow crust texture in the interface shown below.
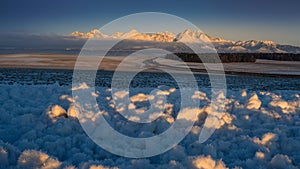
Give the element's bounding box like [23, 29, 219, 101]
[0, 82, 299, 168]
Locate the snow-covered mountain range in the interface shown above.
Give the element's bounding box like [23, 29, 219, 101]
[71, 29, 300, 53]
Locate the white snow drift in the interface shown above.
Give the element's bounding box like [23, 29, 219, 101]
[0, 83, 299, 168]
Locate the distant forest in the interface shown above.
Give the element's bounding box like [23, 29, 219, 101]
[165, 53, 300, 63]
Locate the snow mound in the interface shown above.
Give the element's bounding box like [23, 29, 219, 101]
[0, 146, 9, 166]
[253, 132, 278, 146]
[89, 165, 118, 169]
[18, 150, 61, 169]
[270, 154, 297, 169]
[48, 105, 67, 119]
[269, 98, 299, 114]
[190, 155, 228, 169]
[255, 151, 265, 160]
[241, 90, 247, 97]
[67, 105, 78, 118]
[246, 93, 262, 110]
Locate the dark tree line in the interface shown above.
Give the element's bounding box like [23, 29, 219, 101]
[165, 53, 300, 63]
[254, 53, 300, 61]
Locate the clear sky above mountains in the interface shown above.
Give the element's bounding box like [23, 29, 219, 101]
[0, 0, 299, 46]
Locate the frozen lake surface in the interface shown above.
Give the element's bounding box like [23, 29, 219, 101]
[0, 68, 299, 168]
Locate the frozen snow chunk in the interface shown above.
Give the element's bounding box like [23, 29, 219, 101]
[48, 105, 67, 119]
[216, 91, 226, 100]
[270, 100, 289, 109]
[221, 113, 233, 124]
[71, 82, 90, 91]
[270, 154, 297, 169]
[261, 133, 278, 145]
[255, 151, 265, 160]
[0, 146, 8, 166]
[253, 132, 278, 146]
[67, 105, 78, 118]
[89, 165, 118, 169]
[130, 93, 154, 102]
[216, 112, 233, 129]
[189, 155, 228, 169]
[0, 140, 20, 165]
[60, 95, 74, 103]
[192, 90, 208, 100]
[201, 106, 233, 129]
[241, 90, 247, 97]
[269, 99, 296, 114]
[18, 150, 61, 169]
[246, 94, 261, 110]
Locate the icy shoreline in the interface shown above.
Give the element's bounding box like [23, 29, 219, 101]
[0, 68, 300, 91]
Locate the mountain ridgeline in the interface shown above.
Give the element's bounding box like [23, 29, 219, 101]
[71, 29, 300, 54]
[71, 29, 300, 62]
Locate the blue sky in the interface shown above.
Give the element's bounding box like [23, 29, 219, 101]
[1, 0, 300, 46]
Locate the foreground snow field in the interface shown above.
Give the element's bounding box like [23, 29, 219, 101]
[0, 70, 300, 169]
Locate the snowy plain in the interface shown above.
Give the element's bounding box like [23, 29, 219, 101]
[0, 69, 299, 169]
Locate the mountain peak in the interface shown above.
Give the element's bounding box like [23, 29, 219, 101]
[71, 29, 108, 39]
[128, 29, 139, 33]
[175, 29, 210, 43]
[118, 29, 140, 39]
[156, 31, 176, 38]
[235, 40, 277, 47]
[260, 40, 276, 46]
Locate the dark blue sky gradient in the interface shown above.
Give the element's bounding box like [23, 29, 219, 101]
[1, 0, 300, 45]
